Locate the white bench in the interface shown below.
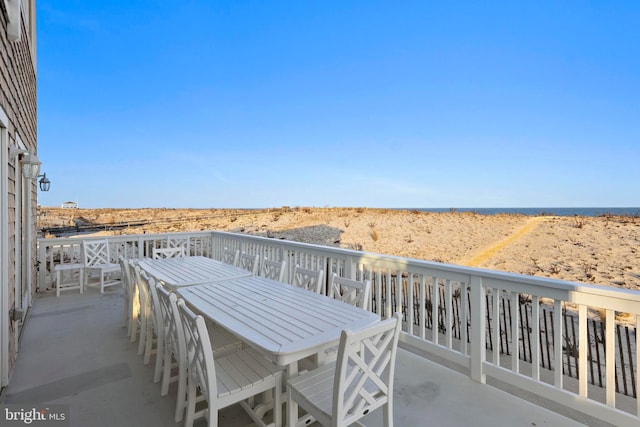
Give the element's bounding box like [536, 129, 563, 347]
[54, 263, 84, 297]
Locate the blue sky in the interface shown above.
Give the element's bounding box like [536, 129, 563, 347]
[36, 1, 639, 208]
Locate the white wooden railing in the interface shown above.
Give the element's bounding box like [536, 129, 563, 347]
[37, 230, 640, 426]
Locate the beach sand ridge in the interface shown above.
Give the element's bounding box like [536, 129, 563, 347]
[39, 207, 640, 291]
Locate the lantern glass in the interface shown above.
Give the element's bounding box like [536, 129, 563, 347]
[39, 174, 51, 191]
[21, 153, 41, 179]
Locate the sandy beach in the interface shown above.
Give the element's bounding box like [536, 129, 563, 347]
[39, 207, 640, 291]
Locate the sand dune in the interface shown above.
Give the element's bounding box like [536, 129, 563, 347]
[38, 207, 640, 291]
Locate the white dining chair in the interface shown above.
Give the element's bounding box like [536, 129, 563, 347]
[82, 239, 121, 293]
[156, 285, 245, 423]
[118, 256, 136, 332]
[328, 273, 371, 310]
[222, 247, 239, 266]
[152, 246, 186, 259]
[177, 299, 283, 427]
[291, 265, 324, 294]
[135, 265, 150, 356]
[136, 268, 163, 383]
[287, 313, 402, 427]
[318, 273, 374, 365]
[118, 256, 129, 328]
[259, 258, 286, 282]
[167, 236, 189, 253]
[238, 252, 260, 275]
[156, 284, 188, 422]
[126, 259, 141, 343]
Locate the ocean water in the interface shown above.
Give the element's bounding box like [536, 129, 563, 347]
[405, 207, 640, 217]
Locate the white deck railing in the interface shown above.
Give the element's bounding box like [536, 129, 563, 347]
[37, 230, 640, 426]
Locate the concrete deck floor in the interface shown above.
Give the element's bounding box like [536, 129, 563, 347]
[1, 286, 598, 427]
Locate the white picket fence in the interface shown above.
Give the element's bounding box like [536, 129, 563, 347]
[37, 230, 640, 426]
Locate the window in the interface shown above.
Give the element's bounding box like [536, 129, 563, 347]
[5, 0, 35, 43]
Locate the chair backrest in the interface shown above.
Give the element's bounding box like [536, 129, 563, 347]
[177, 299, 217, 406]
[118, 255, 130, 289]
[82, 239, 111, 267]
[156, 284, 185, 363]
[137, 268, 162, 333]
[134, 265, 150, 324]
[291, 265, 324, 294]
[260, 258, 286, 282]
[167, 236, 189, 251]
[119, 256, 135, 300]
[152, 246, 186, 259]
[222, 248, 239, 266]
[328, 273, 371, 310]
[238, 252, 260, 275]
[126, 259, 138, 286]
[333, 312, 402, 426]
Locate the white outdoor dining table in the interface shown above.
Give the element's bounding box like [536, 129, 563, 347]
[176, 275, 381, 427]
[136, 256, 252, 289]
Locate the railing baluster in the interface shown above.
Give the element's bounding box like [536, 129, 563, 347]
[579, 304, 587, 397]
[431, 277, 439, 345]
[511, 292, 519, 373]
[492, 289, 500, 365]
[554, 300, 563, 388]
[375, 266, 382, 317]
[470, 275, 485, 383]
[407, 274, 414, 335]
[445, 279, 453, 349]
[605, 309, 615, 407]
[461, 282, 468, 354]
[395, 271, 402, 320]
[531, 295, 540, 381]
[419, 275, 426, 340]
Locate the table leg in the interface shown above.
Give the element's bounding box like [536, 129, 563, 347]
[286, 362, 298, 427]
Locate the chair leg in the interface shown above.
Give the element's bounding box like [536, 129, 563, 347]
[122, 293, 129, 328]
[143, 327, 153, 365]
[211, 409, 218, 427]
[56, 270, 61, 297]
[286, 386, 294, 427]
[127, 298, 133, 337]
[160, 349, 172, 396]
[100, 273, 105, 294]
[137, 318, 146, 356]
[153, 335, 163, 383]
[383, 400, 393, 427]
[130, 309, 138, 343]
[184, 381, 197, 427]
[174, 359, 187, 422]
[130, 288, 139, 343]
[273, 373, 282, 427]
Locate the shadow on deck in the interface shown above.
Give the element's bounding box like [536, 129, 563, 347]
[1, 287, 591, 427]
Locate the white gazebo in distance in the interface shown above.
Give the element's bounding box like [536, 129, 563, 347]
[61, 201, 78, 209]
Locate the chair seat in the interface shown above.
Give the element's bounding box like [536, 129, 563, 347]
[288, 314, 402, 427]
[87, 262, 121, 273]
[215, 347, 282, 405]
[289, 357, 393, 425]
[288, 362, 335, 422]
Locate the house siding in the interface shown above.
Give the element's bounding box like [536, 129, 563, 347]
[1, 1, 37, 377]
